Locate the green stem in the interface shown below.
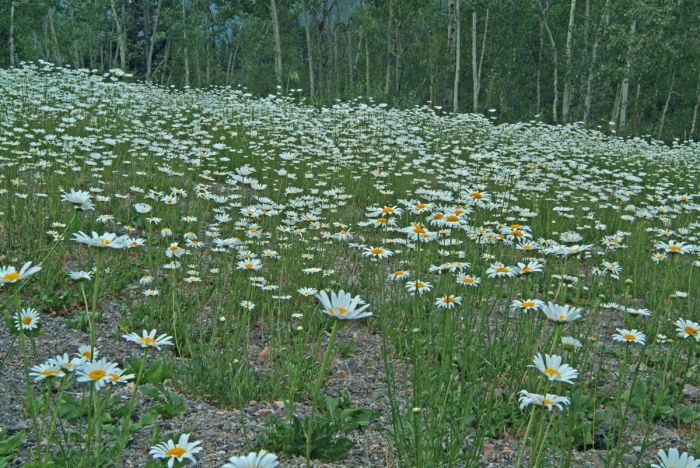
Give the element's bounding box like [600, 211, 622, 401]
[16, 290, 41, 463]
[90, 249, 104, 359]
[43, 373, 70, 465]
[516, 405, 539, 468]
[116, 348, 150, 467]
[306, 319, 343, 467]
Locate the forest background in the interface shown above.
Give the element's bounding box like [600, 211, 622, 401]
[3, 0, 699, 143]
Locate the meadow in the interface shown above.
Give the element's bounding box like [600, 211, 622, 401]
[1, 62, 700, 468]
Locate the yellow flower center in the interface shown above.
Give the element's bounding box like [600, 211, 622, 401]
[394, 271, 404, 276]
[496, 267, 509, 273]
[245, 263, 253, 268]
[82, 351, 92, 359]
[685, 327, 698, 336]
[42, 369, 59, 376]
[521, 267, 533, 273]
[514, 230, 524, 237]
[669, 245, 681, 252]
[140, 337, 157, 346]
[22, 316, 32, 325]
[510, 224, 521, 229]
[462, 278, 473, 283]
[544, 368, 561, 378]
[371, 248, 384, 255]
[559, 315, 567, 320]
[432, 213, 444, 220]
[415, 203, 426, 209]
[340, 230, 348, 235]
[89, 369, 106, 380]
[377, 217, 387, 223]
[3, 272, 21, 281]
[109, 373, 121, 381]
[623, 334, 636, 341]
[446, 215, 460, 222]
[443, 297, 454, 303]
[416, 282, 424, 288]
[543, 398, 553, 406]
[382, 207, 394, 213]
[413, 225, 426, 234]
[165, 447, 187, 458]
[453, 208, 465, 215]
[522, 301, 535, 308]
[169, 246, 179, 251]
[337, 307, 349, 315]
[470, 192, 483, 199]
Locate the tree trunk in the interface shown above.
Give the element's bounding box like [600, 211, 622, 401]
[48, 8, 63, 67]
[452, 0, 460, 115]
[619, 19, 636, 134]
[10, 2, 16, 67]
[346, 0, 353, 91]
[539, 2, 558, 122]
[109, 0, 126, 71]
[561, 0, 576, 123]
[428, 23, 435, 109]
[472, 5, 489, 113]
[334, 0, 340, 97]
[610, 83, 621, 127]
[395, 18, 404, 97]
[146, 0, 163, 81]
[360, 0, 370, 95]
[632, 78, 641, 138]
[182, 0, 189, 87]
[658, 71, 675, 140]
[270, 0, 283, 88]
[160, 37, 170, 86]
[691, 74, 700, 139]
[537, 17, 543, 117]
[583, 0, 609, 125]
[301, 0, 315, 101]
[385, 0, 393, 96]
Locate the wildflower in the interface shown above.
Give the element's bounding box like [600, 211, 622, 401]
[29, 362, 65, 381]
[406, 280, 433, 295]
[51, 353, 83, 372]
[541, 302, 583, 323]
[0, 262, 41, 285]
[518, 390, 570, 411]
[332, 229, 353, 241]
[511, 299, 544, 312]
[315, 290, 372, 320]
[388, 270, 410, 281]
[362, 246, 394, 259]
[436, 295, 462, 309]
[561, 336, 583, 350]
[76, 344, 98, 361]
[676, 319, 700, 341]
[651, 448, 700, 468]
[140, 275, 154, 286]
[149, 434, 203, 468]
[456, 274, 480, 287]
[107, 368, 135, 385]
[298, 287, 318, 297]
[134, 203, 152, 213]
[161, 227, 173, 236]
[123, 330, 173, 350]
[517, 260, 544, 274]
[72, 231, 127, 249]
[486, 263, 518, 278]
[612, 328, 646, 345]
[13, 308, 40, 331]
[656, 240, 694, 254]
[530, 353, 578, 384]
[76, 358, 121, 389]
[165, 243, 185, 258]
[237, 259, 263, 271]
[68, 270, 93, 281]
[241, 301, 255, 310]
[222, 450, 279, 468]
[61, 189, 92, 206]
[96, 214, 114, 224]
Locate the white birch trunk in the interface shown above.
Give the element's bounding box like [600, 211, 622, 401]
[619, 20, 635, 134]
[182, 0, 189, 87]
[270, 0, 283, 88]
[561, 0, 576, 123]
[453, 0, 461, 115]
[301, 0, 315, 100]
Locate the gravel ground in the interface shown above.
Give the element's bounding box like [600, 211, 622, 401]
[0, 300, 692, 467]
